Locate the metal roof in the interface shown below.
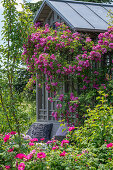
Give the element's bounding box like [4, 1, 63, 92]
[34, 0, 113, 32]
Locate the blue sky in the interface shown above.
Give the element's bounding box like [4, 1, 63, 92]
[0, 0, 41, 44]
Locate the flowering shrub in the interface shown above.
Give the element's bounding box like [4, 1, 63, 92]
[22, 23, 113, 124]
[0, 94, 113, 169]
[0, 127, 112, 169]
[68, 91, 113, 148]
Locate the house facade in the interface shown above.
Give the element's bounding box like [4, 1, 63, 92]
[32, 0, 113, 137]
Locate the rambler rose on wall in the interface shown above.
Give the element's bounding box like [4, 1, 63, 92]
[22, 23, 113, 124]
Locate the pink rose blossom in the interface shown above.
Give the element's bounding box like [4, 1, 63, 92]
[47, 140, 52, 144]
[86, 37, 91, 42]
[10, 131, 16, 135]
[30, 149, 36, 155]
[59, 94, 64, 101]
[3, 134, 10, 142]
[109, 43, 113, 48]
[68, 127, 75, 131]
[30, 138, 38, 142]
[25, 154, 33, 160]
[52, 146, 59, 150]
[37, 152, 46, 159]
[107, 143, 113, 148]
[61, 140, 69, 147]
[40, 138, 45, 141]
[5, 165, 10, 169]
[18, 163, 25, 170]
[60, 151, 66, 157]
[29, 142, 35, 146]
[8, 147, 14, 152]
[15, 153, 26, 159]
[77, 154, 82, 156]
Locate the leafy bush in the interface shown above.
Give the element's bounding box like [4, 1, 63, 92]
[69, 91, 113, 148]
[0, 94, 113, 169]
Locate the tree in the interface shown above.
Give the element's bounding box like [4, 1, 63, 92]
[0, 0, 33, 139]
[27, 1, 42, 17]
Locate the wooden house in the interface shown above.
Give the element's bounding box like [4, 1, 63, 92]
[27, 0, 113, 139]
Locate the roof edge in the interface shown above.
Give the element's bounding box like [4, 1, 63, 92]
[34, 0, 75, 30]
[33, 0, 46, 23]
[74, 27, 107, 33]
[49, 0, 113, 7]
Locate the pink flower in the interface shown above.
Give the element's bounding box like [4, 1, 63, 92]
[52, 147, 57, 150]
[86, 37, 91, 42]
[18, 163, 25, 170]
[61, 140, 69, 147]
[52, 140, 57, 143]
[29, 142, 35, 146]
[52, 146, 59, 150]
[55, 22, 61, 27]
[15, 153, 26, 159]
[77, 154, 82, 156]
[107, 143, 113, 148]
[37, 152, 46, 159]
[5, 165, 10, 169]
[109, 43, 113, 49]
[25, 154, 33, 160]
[3, 135, 10, 142]
[61, 140, 69, 144]
[59, 94, 64, 101]
[68, 127, 75, 131]
[8, 147, 14, 152]
[10, 131, 16, 135]
[30, 138, 38, 142]
[30, 149, 36, 155]
[40, 138, 45, 141]
[47, 140, 52, 144]
[60, 151, 66, 157]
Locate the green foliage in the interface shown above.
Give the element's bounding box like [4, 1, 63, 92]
[0, 0, 33, 135]
[0, 115, 113, 169]
[68, 91, 113, 148]
[14, 69, 31, 93]
[27, 1, 42, 17]
[0, 93, 112, 169]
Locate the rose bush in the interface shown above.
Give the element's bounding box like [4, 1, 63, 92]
[0, 94, 112, 169]
[22, 23, 113, 124]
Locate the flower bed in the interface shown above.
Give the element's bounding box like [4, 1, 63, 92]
[0, 93, 113, 169]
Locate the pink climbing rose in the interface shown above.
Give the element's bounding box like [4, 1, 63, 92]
[5, 165, 10, 169]
[15, 153, 26, 159]
[3, 134, 10, 142]
[37, 152, 46, 159]
[29, 142, 35, 146]
[30, 138, 38, 142]
[107, 143, 113, 148]
[60, 151, 66, 157]
[68, 127, 75, 131]
[18, 163, 25, 170]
